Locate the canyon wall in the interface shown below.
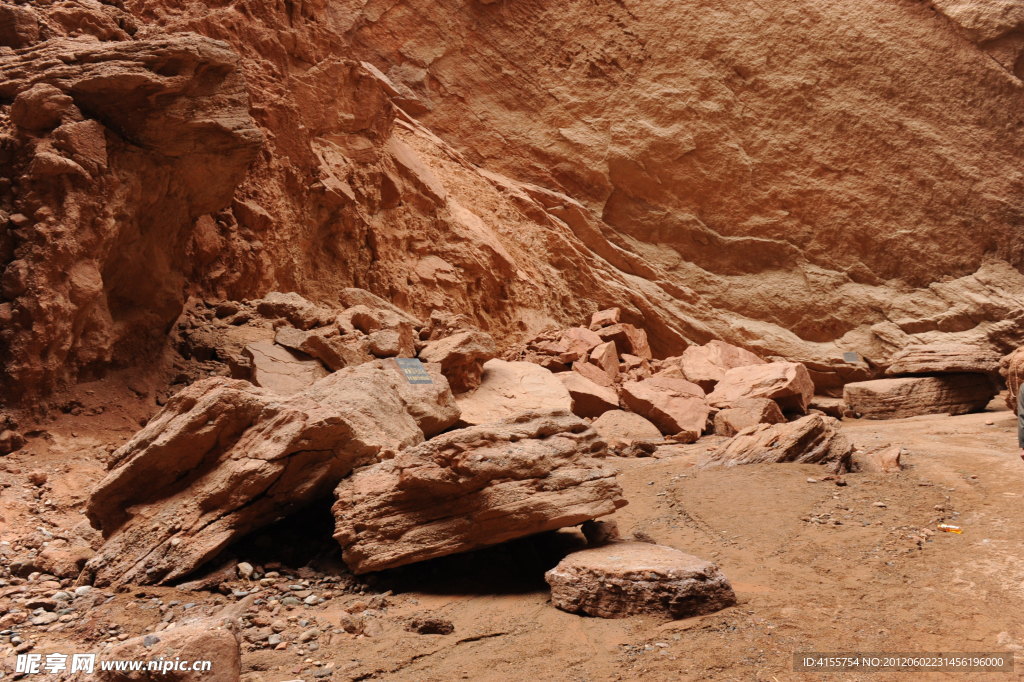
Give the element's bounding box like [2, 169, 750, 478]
[2, 0, 1023, 404]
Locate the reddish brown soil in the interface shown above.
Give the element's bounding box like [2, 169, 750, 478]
[2, 385, 1023, 681]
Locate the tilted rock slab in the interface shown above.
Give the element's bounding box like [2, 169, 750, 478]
[713, 397, 786, 437]
[332, 411, 627, 574]
[558, 371, 619, 418]
[703, 415, 853, 472]
[83, 363, 458, 586]
[545, 542, 736, 619]
[619, 376, 710, 441]
[843, 374, 997, 419]
[707, 361, 815, 414]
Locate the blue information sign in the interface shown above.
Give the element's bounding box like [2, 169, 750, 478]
[394, 358, 434, 384]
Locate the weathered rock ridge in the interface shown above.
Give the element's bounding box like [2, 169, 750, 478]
[3, 0, 1024, 405]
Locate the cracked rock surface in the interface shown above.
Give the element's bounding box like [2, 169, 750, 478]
[83, 363, 458, 586]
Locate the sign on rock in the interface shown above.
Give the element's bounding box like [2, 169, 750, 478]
[393, 358, 433, 384]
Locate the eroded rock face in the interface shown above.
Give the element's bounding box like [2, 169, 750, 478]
[84, 363, 459, 586]
[332, 411, 626, 574]
[704, 415, 853, 471]
[5, 0, 1024, 410]
[707, 362, 815, 414]
[545, 542, 736, 619]
[0, 30, 262, 404]
[843, 375, 997, 419]
[885, 344, 1001, 376]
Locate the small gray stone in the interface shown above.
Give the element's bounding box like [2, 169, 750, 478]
[30, 613, 58, 626]
[143, 635, 160, 647]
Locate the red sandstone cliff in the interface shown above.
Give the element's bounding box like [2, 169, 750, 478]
[2, 0, 1023, 404]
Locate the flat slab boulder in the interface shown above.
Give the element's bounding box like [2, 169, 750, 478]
[418, 329, 497, 393]
[885, 344, 1000, 376]
[713, 398, 785, 437]
[83, 363, 459, 586]
[619, 376, 709, 442]
[455, 359, 572, 425]
[679, 340, 765, 392]
[333, 411, 626, 573]
[704, 414, 853, 472]
[244, 340, 328, 394]
[707, 361, 814, 414]
[843, 374, 996, 419]
[591, 410, 662, 449]
[545, 542, 736, 619]
[559, 371, 619, 418]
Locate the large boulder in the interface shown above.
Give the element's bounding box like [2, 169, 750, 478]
[703, 414, 853, 471]
[83, 363, 459, 586]
[843, 374, 997, 419]
[885, 343, 1001, 376]
[713, 398, 786, 437]
[678, 340, 766, 392]
[93, 620, 240, 682]
[545, 542, 736, 619]
[418, 329, 498, 393]
[243, 340, 328, 394]
[332, 411, 626, 573]
[590, 410, 663, 450]
[558, 372, 619, 418]
[707, 361, 814, 414]
[619, 376, 710, 442]
[455, 359, 572, 425]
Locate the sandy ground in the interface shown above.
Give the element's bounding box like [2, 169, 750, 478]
[2, 386, 1023, 681]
